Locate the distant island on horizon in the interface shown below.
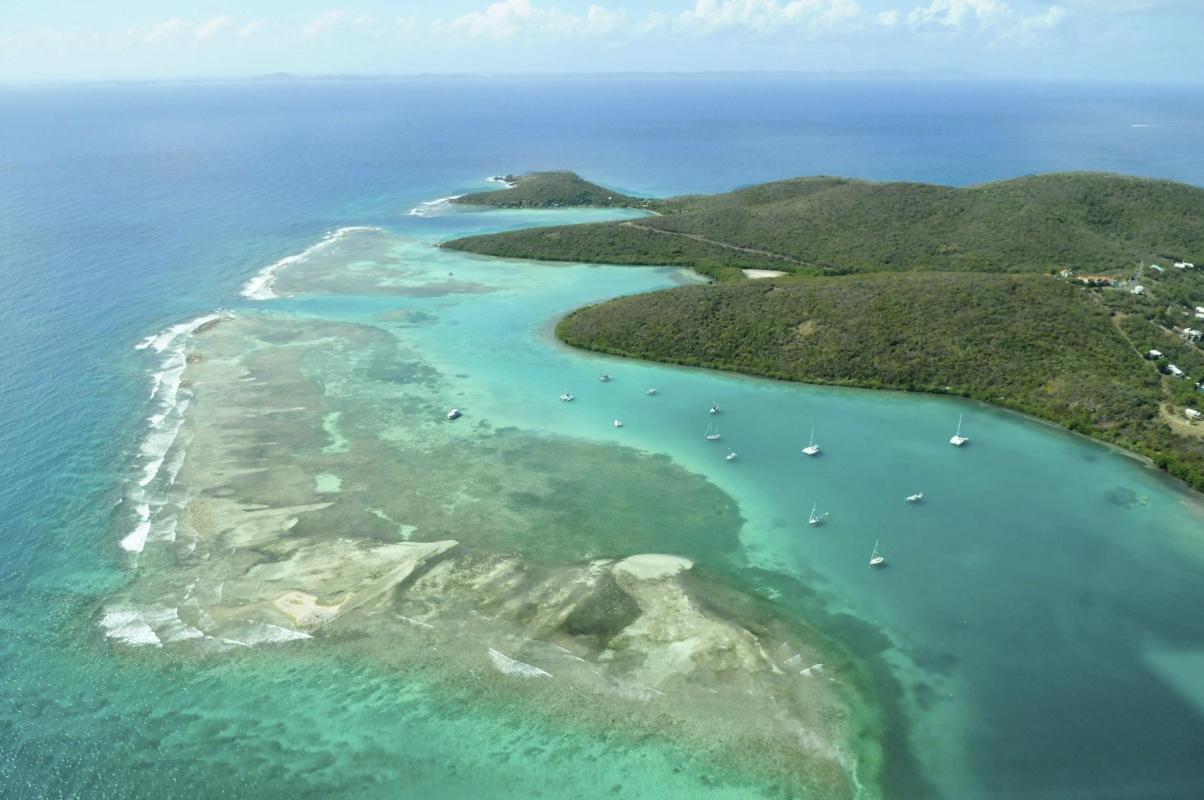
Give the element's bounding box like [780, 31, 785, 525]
[446, 170, 1204, 491]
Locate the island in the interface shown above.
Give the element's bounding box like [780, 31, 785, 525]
[446, 171, 1204, 491]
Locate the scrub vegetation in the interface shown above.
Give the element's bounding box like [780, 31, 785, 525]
[447, 171, 1204, 491]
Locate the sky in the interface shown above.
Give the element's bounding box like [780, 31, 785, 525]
[0, 0, 1201, 84]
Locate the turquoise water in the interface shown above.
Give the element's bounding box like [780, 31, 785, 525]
[4, 78, 1204, 799]
[266, 225, 1204, 797]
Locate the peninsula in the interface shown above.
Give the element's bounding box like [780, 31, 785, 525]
[446, 172, 1204, 491]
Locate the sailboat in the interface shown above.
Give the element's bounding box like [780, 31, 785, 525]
[645, 387, 658, 396]
[869, 539, 886, 567]
[950, 413, 969, 447]
[704, 421, 721, 441]
[709, 400, 721, 415]
[905, 492, 923, 503]
[599, 374, 613, 383]
[808, 502, 829, 526]
[613, 419, 623, 428]
[558, 390, 574, 402]
[725, 451, 738, 462]
[802, 427, 821, 456]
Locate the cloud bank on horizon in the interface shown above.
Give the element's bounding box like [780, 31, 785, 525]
[0, 0, 1199, 82]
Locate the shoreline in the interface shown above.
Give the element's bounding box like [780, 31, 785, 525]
[549, 311, 1204, 495]
[111, 280, 881, 796]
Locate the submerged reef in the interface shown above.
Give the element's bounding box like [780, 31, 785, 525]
[108, 232, 881, 798]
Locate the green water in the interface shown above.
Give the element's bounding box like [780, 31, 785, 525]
[80, 211, 1204, 799]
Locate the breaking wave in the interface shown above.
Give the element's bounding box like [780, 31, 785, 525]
[241, 226, 382, 300]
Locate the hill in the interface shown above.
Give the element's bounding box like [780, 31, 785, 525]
[444, 172, 1204, 280]
[445, 170, 1204, 491]
[558, 272, 1204, 491]
[452, 171, 650, 209]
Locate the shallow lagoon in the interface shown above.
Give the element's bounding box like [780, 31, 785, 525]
[105, 205, 1204, 798]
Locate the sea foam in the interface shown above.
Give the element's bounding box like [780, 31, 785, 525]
[241, 226, 381, 300]
[407, 195, 464, 217]
[121, 312, 226, 553]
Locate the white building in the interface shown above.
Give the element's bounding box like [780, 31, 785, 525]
[1130, 284, 1145, 295]
[1195, 306, 1204, 315]
[1174, 261, 1195, 269]
[1148, 349, 1164, 360]
[1186, 408, 1202, 420]
[1167, 364, 1185, 377]
[1184, 329, 1203, 342]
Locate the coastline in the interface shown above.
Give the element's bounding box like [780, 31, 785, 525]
[107, 237, 883, 797]
[552, 323, 1203, 491]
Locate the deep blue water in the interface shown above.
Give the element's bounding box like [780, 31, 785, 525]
[3, 77, 1204, 798]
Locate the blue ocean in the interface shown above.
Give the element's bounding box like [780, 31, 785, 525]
[2, 77, 1204, 799]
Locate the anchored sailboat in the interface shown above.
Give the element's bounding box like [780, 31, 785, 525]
[645, 387, 658, 396]
[802, 427, 820, 456]
[725, 451, 738, 462]
[558, 390, 574, 402]
[950, 413, 969, 447]
[869, 540, 886, 567]
[906, 492, 923, 503]
[808, 502, 829, 526]
[709, 400, 721, 415]
[704, 421, 721, 441]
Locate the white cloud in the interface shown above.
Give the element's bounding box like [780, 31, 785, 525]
[122, 15, 255, 44]
[195, 15, 232, 40]
[300, 9, 372, 41]
[1003, 4, 1066, 45]
[137, 18, 190, 43]
[906, 0, 1067, 44]
[1063, 0, 1193, 9]
[237, 19, 269, 38]
[447, 0, 625, 40]
[662, 0, 871, 36]
[908, 0, 1010, 32]
[878, 9, 901, 26]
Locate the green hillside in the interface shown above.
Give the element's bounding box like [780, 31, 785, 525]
[445, 172, 1204, 279]
[557, 272, 1204, 491]
[444, 169, 1204, 491]
[452, 171, 649, 209]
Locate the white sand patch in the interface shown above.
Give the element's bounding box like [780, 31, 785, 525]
[314, 473, 342, 493]
[742, 269, 787, 279]
[614, 554, 693, 581]
[273, 590, 346, 628]
[488, 648, 552, 679]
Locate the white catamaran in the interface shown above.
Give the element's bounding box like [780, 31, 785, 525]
[950, 413, 969, 447]
[802, 427, 821, 456]
[808, 502, 829, 526]
[869, 540, 886, 567]
[558, 390, 574, 402]
[704, 421, 721, 441]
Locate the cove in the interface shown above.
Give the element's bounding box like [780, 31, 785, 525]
[110, 202, 1204, 799]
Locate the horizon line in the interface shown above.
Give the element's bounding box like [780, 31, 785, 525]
[4, 69, 1202, 90]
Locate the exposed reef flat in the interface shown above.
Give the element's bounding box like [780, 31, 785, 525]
[108, 234, 880, 797]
